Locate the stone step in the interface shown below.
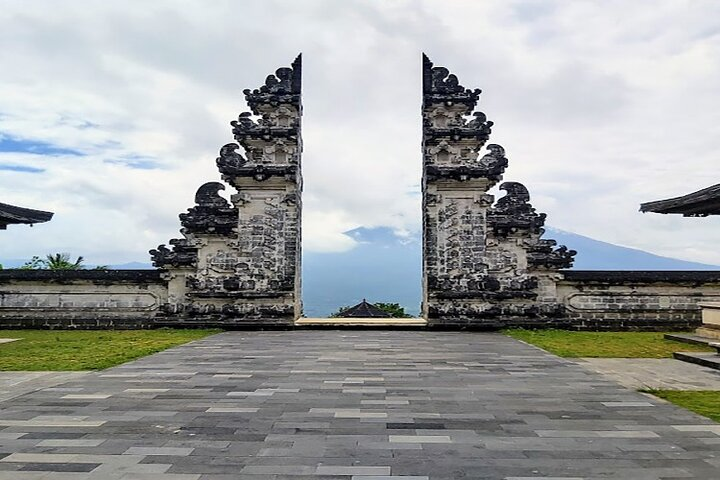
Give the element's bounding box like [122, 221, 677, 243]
[673, 351, 720, 371]
[664, 333, 718, 347]
[295, 317, 428, 328]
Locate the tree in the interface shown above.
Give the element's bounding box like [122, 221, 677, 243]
[329, 306, 351, 318]
[20, 253, 86, 270]
[44, 253, 85, 270]
[20, 256, 44, 270]
[374, 302, 412, 318]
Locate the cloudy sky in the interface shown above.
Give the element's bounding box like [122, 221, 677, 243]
[1, 0, 719, 266]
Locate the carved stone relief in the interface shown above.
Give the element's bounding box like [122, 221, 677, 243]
[150, 55, 303, 325]
[422, 54, 576, 326]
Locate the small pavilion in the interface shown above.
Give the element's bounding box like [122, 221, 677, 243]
[641, 184, 720, 349]
[0, 202, 54, 230]
[337, 300, 392, 318]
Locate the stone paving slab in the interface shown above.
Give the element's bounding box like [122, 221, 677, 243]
[0, 372, 89, 402]
[0, 331, 718, 479]
[576, 357, 720, 390]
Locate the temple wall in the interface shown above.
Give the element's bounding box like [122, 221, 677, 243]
[0, 270, 166, 329]
[558, 271, 720, 331]
[2, 269, 720, 330]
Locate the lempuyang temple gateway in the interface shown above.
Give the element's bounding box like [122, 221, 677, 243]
[1, 55, 720, 335]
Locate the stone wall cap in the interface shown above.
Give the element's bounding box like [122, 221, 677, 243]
[698, 302, 720, 309]
[562, 270, 720, 284]
[0, 269, 163, 282]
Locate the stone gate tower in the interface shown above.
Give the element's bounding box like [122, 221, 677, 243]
[422, 54, 575, 327]
[150, 55, 303, 326]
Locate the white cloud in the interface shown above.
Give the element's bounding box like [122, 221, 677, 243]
[0, 0, 719, 266]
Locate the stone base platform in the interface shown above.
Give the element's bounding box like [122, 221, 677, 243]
[665, 333, 720, 370]
[695, 326, 720, 340]
[665, 332, 718, 346]
[673, 351, 720, 370]
[295, 317, 428, 327]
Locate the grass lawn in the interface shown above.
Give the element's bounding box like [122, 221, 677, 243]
[503, 329, 715, 358]
[0, 329, 220, 371]
[643, 390, 720, 423]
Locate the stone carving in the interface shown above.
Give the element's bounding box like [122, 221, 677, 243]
[216, 143, 246, 175]
[527, 238, 576, 269]
[422, 54, 575, 326]
[150, 55, 303, 325]
[149, 238, 197, 268]
[179, 182, 238, 235]
[487, 182, 546, 237]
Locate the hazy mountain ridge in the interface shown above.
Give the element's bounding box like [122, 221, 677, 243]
[302, 226, 720, 317]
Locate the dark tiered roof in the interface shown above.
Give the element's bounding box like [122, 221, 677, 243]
[0, 202, 54, 230]
[640, 184, 720, 217]
[337, 300, 392, 318]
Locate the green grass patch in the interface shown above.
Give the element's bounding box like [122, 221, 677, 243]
[503, 329, 715, 358]
[0, 329, 220, 371]
[642, 390, 720, 423]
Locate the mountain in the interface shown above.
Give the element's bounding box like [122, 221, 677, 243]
[302, 228, 423, 317]
[302, 226, 720, 317]
[545, 227, 720, 271]
[3, 227, 718, 318]
[108, 262, 153, 269]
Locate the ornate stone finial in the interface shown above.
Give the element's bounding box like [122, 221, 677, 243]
[422, 53, 482, 108]
[149, 238, 198, 268]
[216, 143, 247, 176]
[528, 239, 577, 269]
[243, 54, 302, 112]
[224, 55, 302, 184]
[425, 143, 508, 182]
[496, 181, 531, 205]
[477, 144, 509, 181]
[422, 54, 495, 167]
[194, 182, 230, 207]
[487, 182, 547, 236]
[179, 182, 238, 235]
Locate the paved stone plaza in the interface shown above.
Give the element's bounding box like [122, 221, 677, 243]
[576, 358, 720, 391]
[0, 331, 719, 479]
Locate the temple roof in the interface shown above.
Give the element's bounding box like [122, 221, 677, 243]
[337, 300, 392, 318]
[0, 202, 54, 229]
[640, 184, 720, 217]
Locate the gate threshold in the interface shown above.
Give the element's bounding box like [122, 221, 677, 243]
[295, 317, 427, 327]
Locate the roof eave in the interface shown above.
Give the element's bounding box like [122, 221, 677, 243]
[640, 183, 720, 216]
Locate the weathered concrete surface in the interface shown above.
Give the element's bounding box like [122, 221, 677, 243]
[0, 331, 718, 479]
[575, 358, 720, 390]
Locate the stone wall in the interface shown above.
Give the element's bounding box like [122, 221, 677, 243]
[558, 271, 720, 331]
[2, 269, 720, 330]
[0, 270, 166, 329]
